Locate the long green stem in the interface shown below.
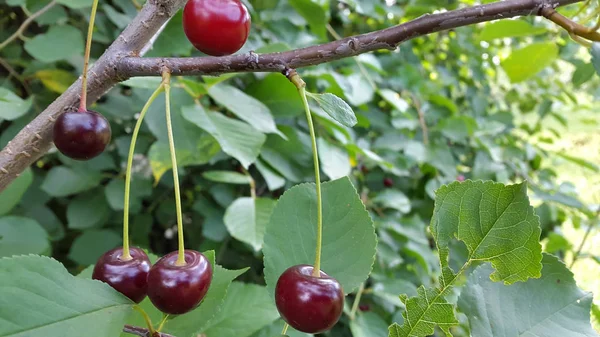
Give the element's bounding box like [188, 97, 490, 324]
[349, 282, 365, 320]
[292, 72, 323, 277]
[133, 305, 155, 334]
[122, 84, 164, 260]
[162, 72, 186, 266]
[281, 323, 289, 335]
[79, 0, 99, 112]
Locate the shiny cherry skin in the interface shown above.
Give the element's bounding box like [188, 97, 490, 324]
[383, 177, 394, 188]
[147, 250, 213, 315]
[53, 110, 111, 160]
[182, 0, 251, 56]
[92, 247, 151, 303]
[275, 265, 344, 334]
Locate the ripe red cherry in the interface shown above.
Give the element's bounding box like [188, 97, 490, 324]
[383, 177, 394, 187]
[92, 247, 151, 303]
[275, 265, 344, 334]
[182, 0, 251, 56]
[53, 110, 111, 160]
[147, 250, 213, 315]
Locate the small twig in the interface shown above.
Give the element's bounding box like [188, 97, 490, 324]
[0, 0, 57, 52]
[410, 92, 429, 146]
[541, 7, 600, 42]
[123, 325, 176, 337]
[570, 211, 599, 268]
[241, 166, 256, 199]
[0, 57, 32, 96]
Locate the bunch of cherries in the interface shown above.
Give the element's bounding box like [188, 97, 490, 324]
[54, 0, 344, 333]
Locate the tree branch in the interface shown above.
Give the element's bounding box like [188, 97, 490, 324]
[0, 0, 57, 52]
[123, 325, 175, 337]
[117, 0, 580, 77]
[0, 0, 583, 192]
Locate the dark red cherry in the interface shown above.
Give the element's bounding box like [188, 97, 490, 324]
[383, 177, 394, 187]
[182, 0, 251, 56]
[147, 250, 213, 315]
[275, 264, 344, 334]
[53, 110, 111, 160]
[92, 247, 151, 303]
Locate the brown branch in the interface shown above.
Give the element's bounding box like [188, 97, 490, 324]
[123, 325, 175, 337]
[0, 0, 57, 52]
[541, 7, 600, 41]
[0, 0, 584, 192]
[117, 0, 580, 77]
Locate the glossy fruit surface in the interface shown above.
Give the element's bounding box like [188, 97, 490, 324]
[182, 0, 251, 56]
[92, 247, 151, 303]
[275, 264, 344, 333]
[147, 250, 213, 315]
[383, 177, 394, 187]
[53, 110, 111, 160]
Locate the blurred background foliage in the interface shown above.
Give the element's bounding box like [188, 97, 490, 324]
[0, 0, 599, 336]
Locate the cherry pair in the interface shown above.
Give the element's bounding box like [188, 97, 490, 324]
[92, 247, 212, 315]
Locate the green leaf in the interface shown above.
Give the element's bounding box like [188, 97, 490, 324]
[350, 312, 389, 337]
[388, 286, 458, 337]
[208, 84, 284, 137]
[432, 181, 542, 284]
[256, 160, 286, 191]
[67, 191, 111, 229]
[203, 170, 252, 184]
[145, 11, 193, 57]
[250, 319, 312, 337]
[378, 89, 409, 113]
[148, 136, 220, 182]
[56, 0, 93, 8]
[458, 254, 597, 337]
[24, 25, 83, 62]
[0, 88, 33, 120]
[68, 230, 121, 266]
[0, 255, 132, 337]
[289, 0, 327, 38]
[35, 69, 77, 94]
[224, 197, 277, 251]
[572, 62, 595, 87]
[41, 167, 102, 197]
[307, 92, 357, 127]
[555, 151, 599, 172]
[317, 138, 351, 180]
[164, 266, 249, 337]
[479, 20, 546, 40]
[263, 177, 377, 296]
[183, 105, 266, 168]
[198, 282, 280, 337]
[373, 189, 411, 213]
[591, 43, 600, 75]
[372, 279, 418, 307]
[246, 73, 303, 117]
[501, 42, 558, 83]
[0, 167, 32, 215]
[0, 216, 49, 257]
[104, 178, 152, 213]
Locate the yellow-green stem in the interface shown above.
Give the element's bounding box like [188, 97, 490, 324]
[122, 84, 164, 260]
[133, 305, 155, 334]
[349, 282, 365, 320]
[156, 314, 169, 332]
[79, 0, 99, 112]
[281, 323, 289, 335]
[163, 72, 186, 266]
[294, 75, 323, 277]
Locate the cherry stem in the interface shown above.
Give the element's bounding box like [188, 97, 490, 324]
[281, 323, 289, 335]
[156, 314, 169, 332]
[162, 71, 186, 266]
[349, 282, 365, 320]
[133, 305, 155, 335]
[79, 0, 99, 112]
[122, 83, 165, 260]
[290, 71, 323, 277]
